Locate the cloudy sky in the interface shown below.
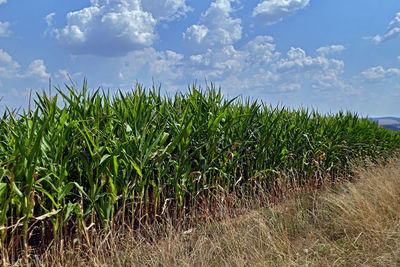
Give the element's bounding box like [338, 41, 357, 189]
[1, 0, 400, 116]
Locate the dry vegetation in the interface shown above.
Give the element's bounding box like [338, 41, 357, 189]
[13, 157, 400, 267]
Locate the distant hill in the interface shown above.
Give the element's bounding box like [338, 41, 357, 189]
[371, 117, 400, 131]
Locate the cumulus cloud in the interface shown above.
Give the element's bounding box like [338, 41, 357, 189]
[180, 0, 248, 80]
[0, 49, 17, 66]
[183, 0, 242, 53]
[184, 25, 209, 44]
[279, 82, 301, 92]
[360, 66, 400, 82]
[112, 1, 346, 95]
[373, 12, 400, 43]
[252, 0, 309, 25]
[316, 45, 345, 56]
[45, 13, 56, 27]
[189, 45, 247, 79]
[186, 35, 280, 81]
[141, 0, 191, 21]
[119, 41, 268, 89]
[0, 21, 10, 37]
[0, 49, 20, 79]
[119, 48, 185, 85]
[121, 36, 279, 88]
[275, 47, 343, 71]
[148, 49, 185, 81]
[0, 48, 51, 85]
[244, 35, 280, 66]
[273, 47, 345, 89]
[118, 33, 350, 95]
[119, 35, 350, 97]
[24, 60, 51, 81]
[55, 69, 82, 81]
[52, 0, 191, 56]
[54, 1, 156, 56]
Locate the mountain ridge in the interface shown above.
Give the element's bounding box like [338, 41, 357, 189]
[371, 117, 400, 131]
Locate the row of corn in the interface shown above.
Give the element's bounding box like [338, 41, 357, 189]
[0, 80, 399, 261]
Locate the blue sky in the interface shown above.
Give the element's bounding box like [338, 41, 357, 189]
[1, 0, 400, 116]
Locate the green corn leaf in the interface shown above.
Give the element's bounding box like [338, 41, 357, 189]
[130, 160, 143, 178]
[0, 183, 7, 199]
[13, 183, 23, 198]
[100, 154, 112, 166]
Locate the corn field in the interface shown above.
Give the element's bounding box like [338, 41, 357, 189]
[0, 80, 399, 263]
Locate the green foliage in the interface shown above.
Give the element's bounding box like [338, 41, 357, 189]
[0, 80, 399, 261]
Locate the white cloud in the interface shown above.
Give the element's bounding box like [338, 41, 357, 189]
[24, 60, 51, 81]
[0, 49, 51, 84]
[183, 0, 242, 53]
[279, 82, 301, 92]
[185, 35, 280, 81]
[119, 48, 185, 85]
[110, 1, 347, 97]
[119, 44, 249, 89]
[0, 49, 17, 66]
[184, 25, 209, 44]
[244, 35, 280, 66]
[316, 45, 345, 56]
[55, 69, 69, 80]
[141, 0, 191, 21]
[55, 69, 83, 81]
[188, 45, 247, 80]
[273, 47, 345, 89]
[43, 13, 57, 36]
[360, 66, 400, 82]
[118, 37, 349, 96]
[0, 21, 10, 37]
[45, 13, 56, 26]
[54, 1, 156, 56]
[252, 0, 309, 25]
[53, 0, 191, 56]
[149, 50, 184, 79]
[0, 48, 20, 79]
[373, 12, 400, 43]
[180, 0, 247, 80]
[0, 0, 7, 4]
[275, 47, 343, 72]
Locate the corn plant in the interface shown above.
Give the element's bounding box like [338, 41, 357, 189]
[0, 80, 399, 263]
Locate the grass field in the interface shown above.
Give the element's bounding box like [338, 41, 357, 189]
[0, 81, 399, 264]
